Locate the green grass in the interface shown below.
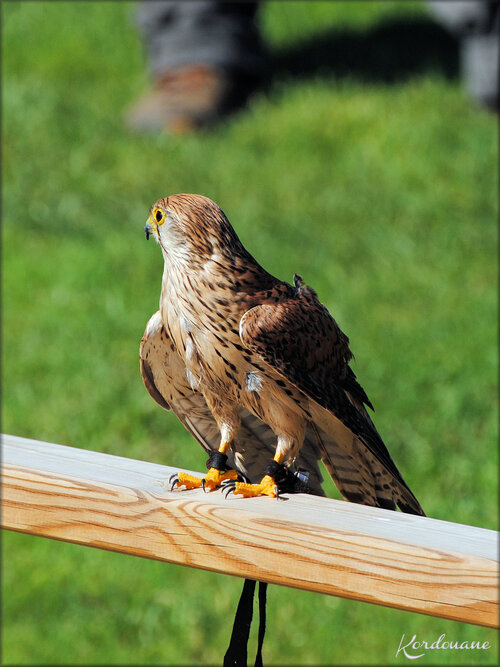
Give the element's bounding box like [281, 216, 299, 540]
[2, 1, 497, 665]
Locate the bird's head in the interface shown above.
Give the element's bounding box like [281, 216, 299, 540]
[144, 193, 244, 266]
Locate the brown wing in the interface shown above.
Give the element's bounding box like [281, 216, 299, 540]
[239, 282, 424, 515]
[140, 311, 324, 492]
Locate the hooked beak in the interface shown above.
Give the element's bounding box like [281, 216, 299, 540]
[144, 218, 153, 240]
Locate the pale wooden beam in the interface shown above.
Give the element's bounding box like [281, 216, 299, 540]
[2, 433, 498, 628]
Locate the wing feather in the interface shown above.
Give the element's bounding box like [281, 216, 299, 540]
[239, 283, 424, 515]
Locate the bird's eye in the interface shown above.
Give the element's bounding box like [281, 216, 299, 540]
[155, 210, 164, 223]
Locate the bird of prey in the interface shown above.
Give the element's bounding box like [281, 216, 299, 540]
[140, 193, 424, 516]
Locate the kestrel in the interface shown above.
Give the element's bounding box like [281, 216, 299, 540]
[140, 194, 424, 515]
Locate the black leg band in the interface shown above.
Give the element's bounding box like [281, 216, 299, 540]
[264, 460, 312, 494]
[263, 460, 288, 485]
[207, 450, 229, 471]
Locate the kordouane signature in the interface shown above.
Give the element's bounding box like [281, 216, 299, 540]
[396, 633, 491, 660]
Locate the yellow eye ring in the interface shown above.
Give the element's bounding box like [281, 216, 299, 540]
[154, 209, 164, 224]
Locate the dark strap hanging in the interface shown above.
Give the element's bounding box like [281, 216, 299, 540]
[255, 582, 267, 667]
[223, 579, 268, 667]
[223, 579, 256, 667]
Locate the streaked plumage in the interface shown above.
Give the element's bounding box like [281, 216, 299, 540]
[140, 193, 424, 515]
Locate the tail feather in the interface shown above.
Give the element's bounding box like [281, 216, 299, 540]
[308, 419, 424, 516]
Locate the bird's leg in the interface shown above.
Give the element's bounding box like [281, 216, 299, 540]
[170, 440, 238, 491]
[226, 453, 285, 498]
[201, 440, 240, 491]
[224, 430, 303, 499]
[171, 421, 240, 492]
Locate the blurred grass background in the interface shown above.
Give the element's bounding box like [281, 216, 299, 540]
[2, 1, 497, 665]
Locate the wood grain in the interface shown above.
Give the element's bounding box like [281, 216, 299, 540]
[2, 433, 498, 628]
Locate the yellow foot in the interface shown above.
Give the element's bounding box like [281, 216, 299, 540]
[170, 467, 238, 492]
[224, 474, 278, 499]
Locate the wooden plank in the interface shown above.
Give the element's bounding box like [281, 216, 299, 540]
[1, 433, 498, 628]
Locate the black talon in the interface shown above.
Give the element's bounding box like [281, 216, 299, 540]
[169, 476, 179, 491]
[201, 478, 207, 493]
[223, 481, 237, 499]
